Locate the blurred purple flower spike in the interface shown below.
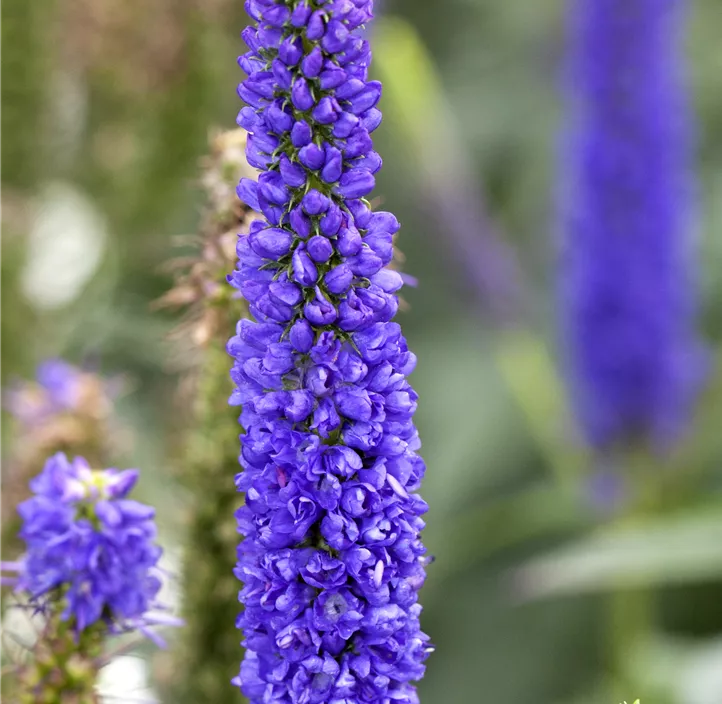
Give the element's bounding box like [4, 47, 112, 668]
[560, 0, 704, 450]
[5, 359, 83, 425]
[5, 358, 117, 427]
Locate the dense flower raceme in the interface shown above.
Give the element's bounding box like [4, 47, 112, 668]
[5, 453, 174, 641]
[560, 0, 702, 449]
[229, 0, 432, 701]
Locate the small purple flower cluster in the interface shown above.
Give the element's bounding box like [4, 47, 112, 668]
[229, 1, 432, 701]
[6, 359, 100, 426]
[10, 453, 166, 637]
[560, 0, 702, 449]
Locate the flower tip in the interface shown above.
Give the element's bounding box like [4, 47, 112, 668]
[108, 468, 140, 498]
[399, 272, 419, 288]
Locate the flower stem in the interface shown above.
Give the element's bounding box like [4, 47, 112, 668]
[16, 615, 103, 704]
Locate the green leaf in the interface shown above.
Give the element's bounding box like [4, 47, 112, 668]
[426, 482, 590, 595]
[514, 509, 722, 599]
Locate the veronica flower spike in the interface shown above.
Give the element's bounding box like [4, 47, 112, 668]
[561, 0, 702, 450]
[3, 453, 177, 702]
[229, 1, 433, 701]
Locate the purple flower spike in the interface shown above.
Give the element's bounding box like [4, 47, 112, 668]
[232, 1, 432, 700]
[7, 453, 173, 640]
[560, 0, 703, 449]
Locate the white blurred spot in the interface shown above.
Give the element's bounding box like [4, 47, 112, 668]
[21, 182, 107, 310]
[1, 603, 44, 661]
[97, 655, 155, 703]
[678, 639, 722, 704]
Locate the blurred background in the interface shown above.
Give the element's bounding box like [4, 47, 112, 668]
[3, 0, 722, 702]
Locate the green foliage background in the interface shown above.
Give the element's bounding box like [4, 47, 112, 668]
[3, 1, 722, 702]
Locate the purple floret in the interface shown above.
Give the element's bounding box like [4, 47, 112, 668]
[229, 0, 432, 700]
[560, 0, 703, 449]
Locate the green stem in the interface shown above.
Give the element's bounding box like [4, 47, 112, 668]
[608, 587, 654, 687]
[163, 341, 247, 704]
[13, 615, 103, 704]
[606, 451, 661, 692]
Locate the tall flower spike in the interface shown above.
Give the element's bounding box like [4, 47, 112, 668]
[560, 0, 702, 449]
[229, 1, 432, 701]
